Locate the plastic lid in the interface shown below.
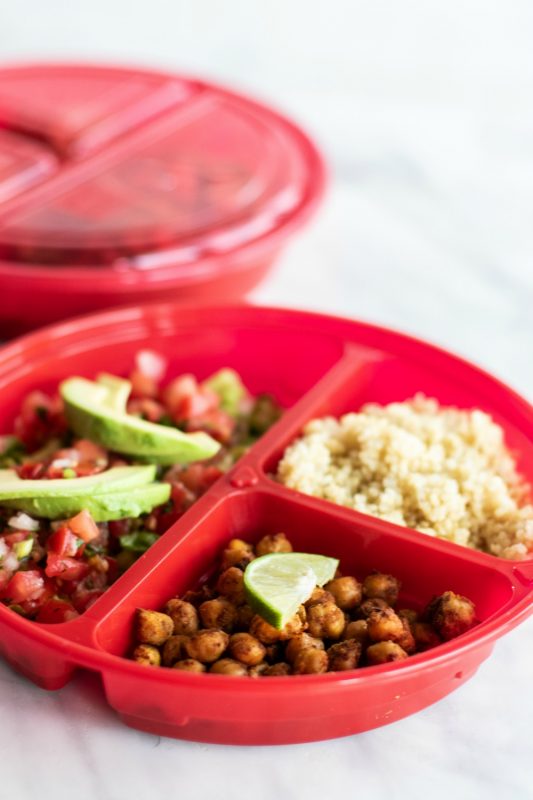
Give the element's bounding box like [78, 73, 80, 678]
[0, 64, 323, 269]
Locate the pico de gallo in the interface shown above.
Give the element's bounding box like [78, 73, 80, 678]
[0, 352, 281, 623]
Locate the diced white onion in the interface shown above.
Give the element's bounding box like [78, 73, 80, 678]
[3, 552, 19, 571]
[135, 349, 167, 381]
[7, 513, 40, 532]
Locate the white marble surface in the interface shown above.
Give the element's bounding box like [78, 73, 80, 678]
[1, 2, 532, 799]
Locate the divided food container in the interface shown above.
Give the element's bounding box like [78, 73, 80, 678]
[0, 64, 324, 334]
[0, 303, 531, 745]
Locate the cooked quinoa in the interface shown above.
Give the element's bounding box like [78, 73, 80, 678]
[277, 395, 533, 560]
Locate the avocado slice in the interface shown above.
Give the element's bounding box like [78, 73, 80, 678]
[0, 464, 156, 499]
[60, 376, 221, 465]
[2, 480, 171, 522]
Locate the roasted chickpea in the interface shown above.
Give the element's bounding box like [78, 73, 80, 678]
[292, 648, 328, 675]
[182, 585, 215, 607]
[425, 591, 477, 640]
[229, 633, 266, 666]
[221, 539, 254, 570]
[164, 598, 199, 635]
[172, 659, 206, 673]
[327, 639, 362, 671]
[136, 609, 174, 645]
[210, 658, 248, 676]
[250, 609, 305, 644]
[216, 567, 246, 605]
[161, 634, 189, 667]
[304, 587, 335, 607]
[285, 633, 325, 664]
[324, 576, 362, 610]
[397, 618, 416, 654]
[366, 607, 405, 643]
[184, 629, 229, 663]
[411, 622, 442, 651]
[264, 662, 291, 676]
[366, 641, 408, 665]
[356, 597, 390, 619]
[199, 597, 237, 632]
[306, 601, 345, 640]
[248, 662, 269, 678]
[132, 644, 161, 666]
[342, 619, 369, 646]
[235, 604, 255, 631]
[398, 608, 419, 626]
[255, 532, 292, 557]
[363, 572, 400, 606]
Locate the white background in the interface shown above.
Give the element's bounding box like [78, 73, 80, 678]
[0, 3, 532, 799]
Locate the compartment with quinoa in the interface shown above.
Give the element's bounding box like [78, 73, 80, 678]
[275, 358, 533, 560]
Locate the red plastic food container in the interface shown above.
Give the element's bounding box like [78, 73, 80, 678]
[0, 64, 325, 335]
[0, 303, 531, 745]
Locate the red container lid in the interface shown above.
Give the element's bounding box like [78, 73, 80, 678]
[0, 63, 324, 270]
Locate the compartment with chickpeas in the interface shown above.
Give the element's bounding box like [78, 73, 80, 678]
[131, 532, 479, 675]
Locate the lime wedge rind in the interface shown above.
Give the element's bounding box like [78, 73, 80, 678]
[244, 552, 339, 629]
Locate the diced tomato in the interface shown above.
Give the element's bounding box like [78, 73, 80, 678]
[126, 398, 166, 422]
[176, 387, 219, 422]
[179, 464, 223, 493]
[13, 391, 66, 450]
[0, 569, 11, 593]
[36, 598, 79, 624]
[16, 461, 45, 479]
[162, 374, 198, 414]
[3, 531, 28, 546]
[186, 408, 235, 444]
[129, 369, 159, 399]
[67, 510, 99, 543]
[5, 570, 45, 603]
[45, 555, 90, 581]
[47, 526, 80, 557]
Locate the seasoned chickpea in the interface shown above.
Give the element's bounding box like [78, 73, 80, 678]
[173, 659, 206, 673]
[199, 597, 237, 632]
[255, 532, 292, 557]
[342, 619, 369, 646]
[366, 641, 408, 665]
[397, 618, 416, 654]
[248, 662, 269, 678]
[292, 648, 328, 675]
[285, 633, 325, 664]
[250, 609, 305, 644]
[210, 658, 248, 676]
[164, 598, 199, 635]
[221, 539, 254, 570]
[398, 608, 419, 626]
[366, 607, 405, 643]
[327, 639, 362, 671]
[363, 572, 400, 606]
[182, 585, 215, 606]
[411, 622, 442, 651]
[425, 591, 477, 641]
[229, 633, 266, 666]
[185, 629, 229, 663]
[306, 601, 345, 640]
[304, 587, 335, 607]
[162, 634, 189, 667]
[324, 576, 362, 610]
[216, 567, 246, 605]
[356, 597, 390, 619]
[235, 604, 255, 631]
[136, 609, 174, 645]
[264, 662, 291, 676]
[132, 644, 161, 666]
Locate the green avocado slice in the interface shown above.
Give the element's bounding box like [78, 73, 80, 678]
[2, 481, 171, 522]
[60, 376, 221, 466]
[0, 464, 156, 499]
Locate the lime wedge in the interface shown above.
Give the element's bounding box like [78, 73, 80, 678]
[243, 552, 339, 629]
